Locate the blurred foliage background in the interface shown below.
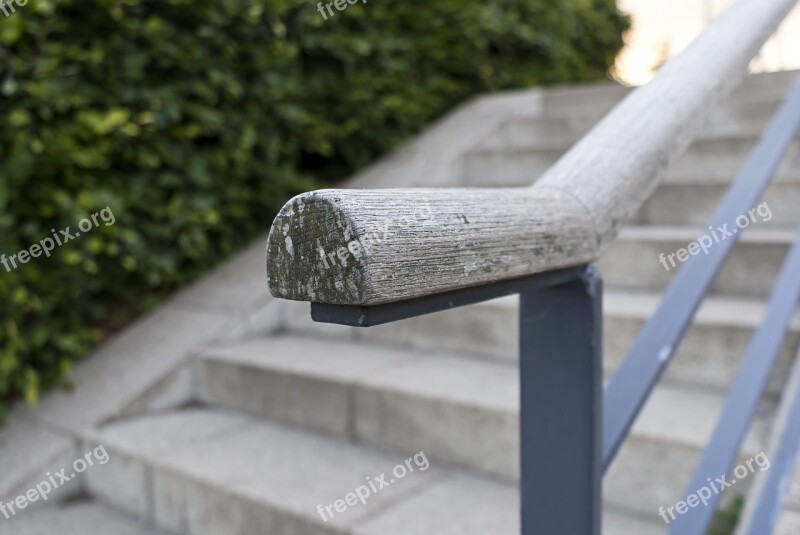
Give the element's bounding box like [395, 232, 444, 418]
[0, 0, 629, 419]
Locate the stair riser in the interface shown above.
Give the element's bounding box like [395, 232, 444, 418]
[353, 387, 517, 479]
[461, 140, 800, 188]
[350, 303, 517, 363]
[194, 357, 355, 438]
[87, 447, 339, 535]
[281, 299, 519, 362]
[606, 439, 752, 522]
[484, 100, 783, 150]
[604, 317, 797, 397]
[597, 238, 790, 298]
[632, 183, 800, 227]
[316, 304, 798, 396]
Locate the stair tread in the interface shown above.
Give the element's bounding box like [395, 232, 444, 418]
[200, 335, 770, 453]
[96, 408, 665, 535]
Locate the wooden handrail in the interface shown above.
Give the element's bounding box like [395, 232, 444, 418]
[267, 188, 595, 304]
[267, 0, 799, 305]
[535, 0, 799, 249]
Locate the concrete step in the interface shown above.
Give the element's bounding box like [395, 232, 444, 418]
[192, 336, 772, 516]
[631, 181, 800, 227]
[460, 136, 800, 188]
[90, 407, 667, 534]
[461, 122, 800, 227]
[597, 226, 796, 298]
[536, 69, 798, 119]
[479, 98, 785, 149]
[0, 500, 169, 535]
[283, 293, 800, 396]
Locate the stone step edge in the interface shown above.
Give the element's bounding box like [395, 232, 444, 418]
[88, 407, 671, 535]
[195, 335, 773, 456]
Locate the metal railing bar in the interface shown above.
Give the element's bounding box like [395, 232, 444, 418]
[308, 264, 605, 533]
[668, 230, 800, 534]
[309, 266, 585, 327]
[734, 345, 800, 534]
[602, 76, 800, 470]
[520, 266, 603, 534]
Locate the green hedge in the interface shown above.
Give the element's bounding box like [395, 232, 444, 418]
[0, 0, 629, 418]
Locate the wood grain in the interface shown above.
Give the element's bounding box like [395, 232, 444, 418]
[267, 188, 596, 304]
[535, 0, 798, 249]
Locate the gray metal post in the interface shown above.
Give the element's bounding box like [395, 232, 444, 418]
[519, 266, 603, 534]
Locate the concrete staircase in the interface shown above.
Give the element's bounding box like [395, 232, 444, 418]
[10, 70, 800, 534]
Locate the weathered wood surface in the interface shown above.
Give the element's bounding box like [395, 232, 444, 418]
[536, 0, 799, 249]
[267, 188, 596, 304]
[266, 0, 797, 305]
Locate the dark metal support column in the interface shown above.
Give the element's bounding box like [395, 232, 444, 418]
[520, 266, 603, 535]
[311, 264, 603, 534]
